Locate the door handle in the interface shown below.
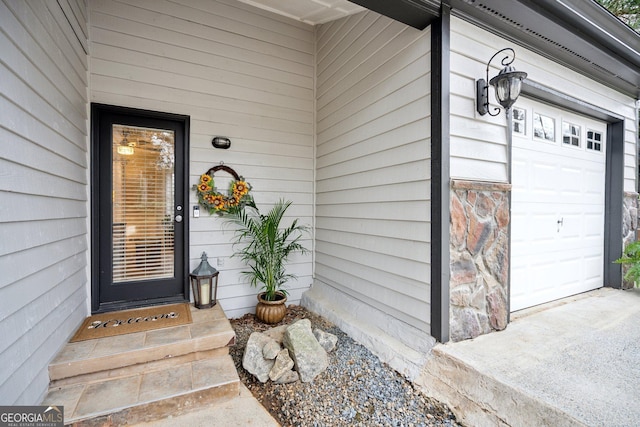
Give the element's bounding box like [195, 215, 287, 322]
[557, 217, 563, 232]
[175, 214, 183, 223]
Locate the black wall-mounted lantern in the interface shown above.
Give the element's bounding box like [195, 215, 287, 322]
[189, 252, 219, 309]
[476, 48, 528, 116]
[212, 136, 231, 149]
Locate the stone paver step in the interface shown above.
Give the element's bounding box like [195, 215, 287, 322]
[44, 353, 240, 426]
[49, 304, 235, 383]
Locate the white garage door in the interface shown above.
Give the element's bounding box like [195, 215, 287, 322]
[511, 98, 607, 312]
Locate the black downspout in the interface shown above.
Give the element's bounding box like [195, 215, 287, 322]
[430, 2, 451, 343]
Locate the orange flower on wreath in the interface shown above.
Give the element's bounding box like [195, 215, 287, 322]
[226, 197, 239, 209]
[211, 195, 226, 210]
[198, 182, 212, 192]
[200, 174, 213, 185]
[232, 181, 249, 197]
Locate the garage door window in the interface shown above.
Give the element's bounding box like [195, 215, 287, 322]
[513, 107, 526, 135]
[563, 122, 581, 147]
[533, 112, 555, 142]
[587, 130, 603, 152]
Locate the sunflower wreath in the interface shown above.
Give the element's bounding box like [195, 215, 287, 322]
[193, 164, 254, 216]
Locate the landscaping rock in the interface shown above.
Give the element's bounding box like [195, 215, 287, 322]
[313, 328, 338, 352]
[269, 349, 295, 382]
[230, 305, 461, 426]
[262, 339, 281, 360]
[283, 319, 328, 383]
[242, 332, 275, 383]
[273, 370, 299, 384]
[263, 325, 288, 344]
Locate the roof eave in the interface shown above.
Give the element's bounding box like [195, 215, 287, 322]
[449, 0, 640, 98]
[349, 0, 441, 29]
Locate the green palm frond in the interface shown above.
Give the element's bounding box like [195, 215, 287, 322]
[225, 199, 309, 301]
[614, 240, 640, 286]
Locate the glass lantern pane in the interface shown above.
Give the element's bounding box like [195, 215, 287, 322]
[508, 78, 522, 101]
[495, 79, 511, 103]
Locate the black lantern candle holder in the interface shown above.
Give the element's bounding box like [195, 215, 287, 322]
[189, 252, 219, 309]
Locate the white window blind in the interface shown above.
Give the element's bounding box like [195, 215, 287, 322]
[112, 124, 175, 283]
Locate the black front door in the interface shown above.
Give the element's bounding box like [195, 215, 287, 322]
[91, 104, 189, 313]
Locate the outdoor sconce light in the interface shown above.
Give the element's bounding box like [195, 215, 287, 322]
[189, 252, 219, 309]
[212, 136, 231, 149]
[476, 47, 528, 116]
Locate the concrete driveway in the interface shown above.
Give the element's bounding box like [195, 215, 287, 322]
[418, 287, 640, 426]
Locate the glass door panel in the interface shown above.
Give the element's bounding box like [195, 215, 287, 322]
[112, 124, 175, 283]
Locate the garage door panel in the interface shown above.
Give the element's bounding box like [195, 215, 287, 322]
[584, 166, 606, 184]
[512, 159, 528, 190]
[560, 167, 583, 196]
[561, 239, 602, 253]
[585, 215, 605, 238]
[513, 203, 599, 228]
[515, 240, 600, 260]
[511, 98, 605, 312]
[512, 257, 577, 302]
[512, 252, 602, 311]
[584, 255, 604, 280]
[515, 162, 603, 206]
[533, 166, 561, 196]
[511, 208, 557, 247]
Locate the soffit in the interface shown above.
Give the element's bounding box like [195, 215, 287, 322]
[235, 0, 366, 25]
[235, 0, 640, 97]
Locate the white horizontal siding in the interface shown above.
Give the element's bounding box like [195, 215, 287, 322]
[450, 17, 637, 189]
[89, 0, 315, 316]
[0, 0, 89, 404]
[314, 10, 432, 337]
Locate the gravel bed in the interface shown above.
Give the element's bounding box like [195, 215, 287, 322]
[229, 305, 462, 427]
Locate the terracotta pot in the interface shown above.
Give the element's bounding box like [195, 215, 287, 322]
[255, 291, 287, 324]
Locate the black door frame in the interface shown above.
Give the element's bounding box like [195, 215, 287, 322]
[91, 103, 190, 313]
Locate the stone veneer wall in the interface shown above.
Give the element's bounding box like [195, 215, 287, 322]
[622, 192, 639, 289]
[449, 180, 511, 342]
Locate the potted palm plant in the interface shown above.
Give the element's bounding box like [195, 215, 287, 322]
[226, 199, 308, 323]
